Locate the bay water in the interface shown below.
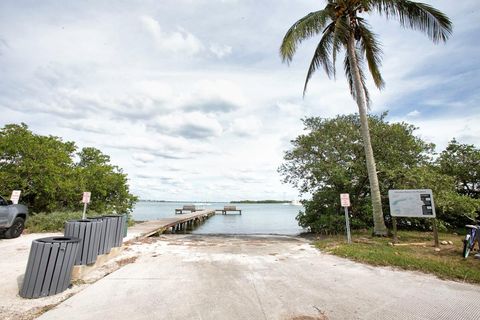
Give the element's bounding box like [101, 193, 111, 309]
[132, 201, 305, 235]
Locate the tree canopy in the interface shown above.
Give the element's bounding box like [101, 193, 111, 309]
[437, 139, 480, 199]
[280, 0, 451, 236]
[0, 123, 137, 213]
[280, 114, 480, 233]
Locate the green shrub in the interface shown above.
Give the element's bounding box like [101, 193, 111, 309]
[26, 211, 83, 233]
[26, 211, 132, 233]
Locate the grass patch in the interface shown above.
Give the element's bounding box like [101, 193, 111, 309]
[315, 230, 480, 284]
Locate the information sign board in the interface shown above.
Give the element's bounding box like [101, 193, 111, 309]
[388, 189, 435, 218]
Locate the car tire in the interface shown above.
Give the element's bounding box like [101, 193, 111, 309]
[4, 217, 25, 239]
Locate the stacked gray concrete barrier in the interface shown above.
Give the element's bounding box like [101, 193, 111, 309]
[64, 219, 102, 265]
[89, 216, 115, 255]
[20, 237, 80, 299]
[103, 215, 126, 247]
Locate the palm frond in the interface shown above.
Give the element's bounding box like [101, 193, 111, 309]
[303, 27, 335, 96]
[331, 16, 350, 78]
[344, 53, 371, 108]
[280, 8, 334, 63]
[367, 0, 452, 43]
[357, 19, 385, 89]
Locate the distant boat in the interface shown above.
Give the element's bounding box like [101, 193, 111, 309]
[195, 202, 212, 206]
[290, 200, 301, 206]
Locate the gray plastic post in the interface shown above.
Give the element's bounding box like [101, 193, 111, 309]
[344, 206, 352, 244]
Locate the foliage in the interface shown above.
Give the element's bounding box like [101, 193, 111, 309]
[279, 0, 452, 97]
[25, 211, 133, 233]
[298, 195, 348, 235]
[0, 123, 137, 214]
[76, 147, 137, 213]
[281, 114, 480, 233]
[281, 113, 430, 232]
[0, 123, 79, 212]
[25, 211, 84, 233]
[315, 230, 480, 284]
[393, 166, 480, 229]
[437, 139, 480, 199]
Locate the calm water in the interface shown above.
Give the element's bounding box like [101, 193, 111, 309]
[132, 201, 305, 235]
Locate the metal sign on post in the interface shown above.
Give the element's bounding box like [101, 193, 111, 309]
[388, 189, 439, 247]
[340, 193, 352, 244]
[10, 190, 21, 204]
[81, 192, 91, 219]
[388, 189, 435, 218]
[340, 193, 351, 207]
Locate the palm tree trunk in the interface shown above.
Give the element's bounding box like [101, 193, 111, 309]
[346, 32, 388, 236]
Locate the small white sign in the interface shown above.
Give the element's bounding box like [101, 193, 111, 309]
[389, 189, 436, 218]
[10, 190, 21, 204]
[340, 193, 350, 207]
[82, 192, 91, 204]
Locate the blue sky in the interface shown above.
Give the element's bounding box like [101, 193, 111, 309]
[0, 0, 479, 201]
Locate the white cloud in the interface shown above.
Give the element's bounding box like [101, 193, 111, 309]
[132, 153, 156, 163]
[230, 116, 262, 137]
[140, 15, 204, 56]
[391, 115, 480, 151]
[152, 112, 223, 139]
[406, 110, 421, 117]
[209, 43, 232, 58]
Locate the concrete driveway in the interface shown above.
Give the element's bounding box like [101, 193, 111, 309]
[0, 232, 69, 320]
[37, 235, 480, 320]
[0, 232, 136, 320]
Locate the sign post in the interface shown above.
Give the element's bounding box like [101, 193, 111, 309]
[81, 192, 91, 219]
[432, 219, 439, 248]
[388, 189, 438, 248]
[10, 190, 21, 204]
[392, 217, 398, 244]
[340, 193, 351, 244]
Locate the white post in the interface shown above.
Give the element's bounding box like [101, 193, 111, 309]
[81, 191, 91, 220]
[340, 193, 352, 244]
[82, 202, 88, 220]
[344, 206, 351, 244]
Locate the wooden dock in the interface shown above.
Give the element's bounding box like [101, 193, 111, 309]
[125, 209, 215, 241]
[215, 205, 242, 215]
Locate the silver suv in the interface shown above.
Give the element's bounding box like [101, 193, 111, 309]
[0, 195, 28, 239]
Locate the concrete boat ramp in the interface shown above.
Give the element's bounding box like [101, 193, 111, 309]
[37, 234, 480, 320]
[2, 212, 480, 320]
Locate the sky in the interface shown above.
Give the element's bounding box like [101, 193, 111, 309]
[0, 0, 479, 201]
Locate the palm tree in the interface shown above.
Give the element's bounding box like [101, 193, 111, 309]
[280, 0, 452, 235]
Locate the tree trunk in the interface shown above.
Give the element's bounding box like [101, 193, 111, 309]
[346, 32, 388, 236]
